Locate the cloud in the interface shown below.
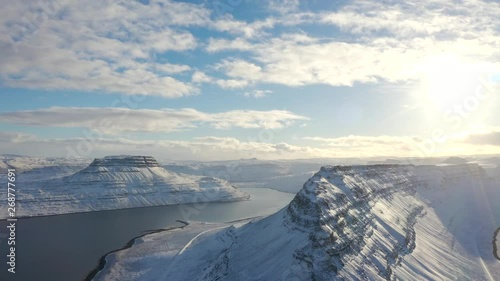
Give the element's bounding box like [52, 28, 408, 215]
[4, 0, 497, 95]
[154, 63, 191, 74]
[243, 90, 272, 98]
[0, 107, 309, 134]
[214, 79, 249, 89]
[1, 131, 499, 161]
[0, 134, 326, 161]
[303, 131, 500, 158]
[210, 35, 499, 87]
[214, 59, 265, 82]
[208, 109, 307, 129]
[191, 70, 249, 89]
[304, 135, 442, 158]
[303, 135, 420, 153]
[319, 0, 500, 40]
[210, 16, 278, 38]
[462, 131, 500, 146]
[211, 40, 392, 86]
[192, 71, 213, 83]
[0, 132, 37, 143]
[206, 1, 500, 87]
[268, 0, 300, 14]
[206, 38, 253, 53]
[0, 0, 207, 97]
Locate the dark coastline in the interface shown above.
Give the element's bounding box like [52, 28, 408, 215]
[83, 220, 189, 281]
[494, 227, 500, 261]
[82, 216, 260, 281]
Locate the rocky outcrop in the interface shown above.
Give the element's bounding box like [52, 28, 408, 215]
[88, 156, 160, 167]
[282, 165, 420, 279]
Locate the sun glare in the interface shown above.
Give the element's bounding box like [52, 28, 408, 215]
[418, 55, 478, 112]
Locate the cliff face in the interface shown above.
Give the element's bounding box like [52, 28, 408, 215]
[282, 165, 420, 279]
[131, 164, 500, 281]
[88, 155, 161, 167]
[279, 164, 497, 280]
[4, 155, 249, 218]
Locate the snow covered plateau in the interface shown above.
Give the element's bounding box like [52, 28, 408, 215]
[95, 163, 500, 281]
[0, 155, 249, 218]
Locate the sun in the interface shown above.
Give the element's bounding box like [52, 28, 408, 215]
[417, 54, 479, 113]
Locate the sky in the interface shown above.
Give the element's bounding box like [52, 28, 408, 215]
[0, 0, 499, 161]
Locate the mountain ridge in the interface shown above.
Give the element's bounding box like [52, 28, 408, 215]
[94, 163, 500, 281]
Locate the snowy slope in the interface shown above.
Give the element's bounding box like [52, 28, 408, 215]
[95, 163, 500, 281]
[0, 154, 90, 183]
[0, 156, 249, 218]
[472, 156, 500, 182]
[0, 154, 90, 172]
[162, 156, 500, 194]
[164, 159, 326, 193]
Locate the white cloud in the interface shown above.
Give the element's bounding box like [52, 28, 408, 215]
[243, 90, 272, 98]
[5, 0, 496, 94]
[191, 71, 213, 83]
[268, 0, 300, 14]
[2, 130, 500, 161]
[303, 135, 420, 153]
[144, 29, 197, 52]
[206, 38, 253, 53]
[215, 59, 264, 81]
[191, 70, 249, 89]
[210, 34, 499, 87]
[0, 134, 326, 161]
[0, 0, 208, 97]
[319, 0, 500, 40]
[154, 63, 191, 74]
[215, 79, 249, 89]
[0, 107, 309, 134]
[303, 131, 500, 158]
[210, 16, 277, 38]
[0, 132, 37, 143]
[460, 130, 500, 146]
[206, 0, 500, 87]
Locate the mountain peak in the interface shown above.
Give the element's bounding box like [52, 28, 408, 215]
[11, 155, 249, 218]
[285, 164, 412, 229]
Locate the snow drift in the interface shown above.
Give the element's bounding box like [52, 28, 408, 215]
[0, 156, 249, 218]
[95, 163, 500, 281]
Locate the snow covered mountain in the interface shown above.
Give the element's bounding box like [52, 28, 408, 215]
[0, 154, 90, 173]
[163, 158, 329, 193]
[162, 155, 500, 194]
[95, 163, 500, 281]
[0, 156, 249, 218]
[0, 154, 90, 183]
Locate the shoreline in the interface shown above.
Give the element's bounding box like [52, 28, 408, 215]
[494, 227, 500, 261]
[0, 195, 251, 221]
[0, 186, 299, 221]
[83, 220, 190, 281]
[84, 216, 260, 281]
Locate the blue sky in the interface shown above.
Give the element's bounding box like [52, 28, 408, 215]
[0, 0, 499, 160]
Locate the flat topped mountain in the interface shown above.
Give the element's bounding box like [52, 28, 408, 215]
[69, 155, 215, 186]
[441, 156, 468, 165]
[6, 155, 249, 218]
[89, 155, 160, 167]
